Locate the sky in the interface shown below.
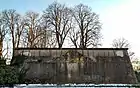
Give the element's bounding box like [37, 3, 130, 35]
[0, 0, 140, 59]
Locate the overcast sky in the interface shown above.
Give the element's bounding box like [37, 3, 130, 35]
[1, 0, 140, 58]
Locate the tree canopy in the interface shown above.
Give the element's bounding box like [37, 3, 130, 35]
[0, 2, 102, 59]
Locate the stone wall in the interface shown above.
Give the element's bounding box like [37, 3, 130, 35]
[14, 48, 138, 84]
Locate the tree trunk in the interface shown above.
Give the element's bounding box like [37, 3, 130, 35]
[12, 34, 15, 60]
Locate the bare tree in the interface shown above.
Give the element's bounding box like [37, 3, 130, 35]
[45, 30, 57, 48]
[38, 16, 57, 48]
[0, 13, 9, 58]
[112, 38, 130, 48]
[0, 13, 8, 43]
[43, 2, 72, 48]
[68, 27, 80, 48]
[15, 16, 27, 48]
[1, 9, 21, 58]
[24, 11, 43, 48]
[112, 37, 135, 59]
[72, 4, 102, 48]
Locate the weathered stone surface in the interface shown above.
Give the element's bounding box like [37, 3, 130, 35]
[13, 48, 137, 84]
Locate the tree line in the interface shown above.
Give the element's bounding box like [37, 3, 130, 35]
[0, 2, 102, 58]
[0, 2, 134, 59]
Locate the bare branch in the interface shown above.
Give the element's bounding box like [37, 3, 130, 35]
[43, 2, 72, 48]
[71, 4, 102, 48]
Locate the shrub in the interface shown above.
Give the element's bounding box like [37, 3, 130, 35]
[135, 71, 140, 83]
[0, 66, 19, 84]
